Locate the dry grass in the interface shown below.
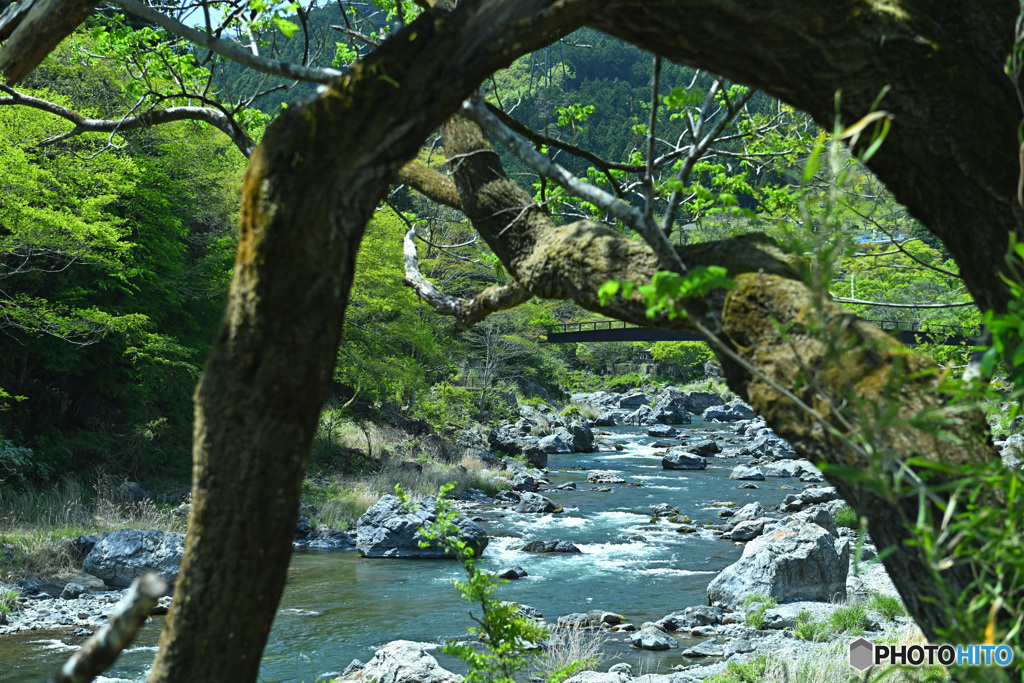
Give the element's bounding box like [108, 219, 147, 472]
[709, 624, 948, 683]
[304, 450, 508, 531]
[0, 474, 185, 582]
[530, 623, 608, 683]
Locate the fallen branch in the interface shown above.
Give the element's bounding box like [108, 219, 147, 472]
[48, 573, 168, 683]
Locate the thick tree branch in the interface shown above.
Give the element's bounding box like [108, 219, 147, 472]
[402, 228, 530, 333]
[0, 0, 99, 83]
[461, 95, 687, 275]
[0, 85, 255, 156]
[109, 0, 342, 84]
[396, 161, 461, 209]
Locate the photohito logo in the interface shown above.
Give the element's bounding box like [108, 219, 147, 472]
[848, 637, 1015, 671]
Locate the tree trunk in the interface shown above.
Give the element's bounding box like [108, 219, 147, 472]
[146, 4, 589, 681]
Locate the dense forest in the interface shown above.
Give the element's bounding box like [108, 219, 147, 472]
[0, 4, 977, 490]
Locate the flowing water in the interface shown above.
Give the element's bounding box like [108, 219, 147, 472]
[0, 418, 794, 682]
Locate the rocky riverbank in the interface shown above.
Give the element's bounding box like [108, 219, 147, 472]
[4, 383, 1023, 681]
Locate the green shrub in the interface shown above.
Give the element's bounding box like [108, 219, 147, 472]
[743, 593, 778, 629]
[828, 603, 868, 635]
[869, 593, 907, 620]
[559, 405, 581, 417]
[600, 372, 647, 392]
[833, 504, 859, 529]
[0, 587, 18, 615]
[649, 341, 714, 382]
[703, 654, 771, 683]
[413, 382, 477, 432]
[792, 610, 829, 641]
[404, 484, 548, 683]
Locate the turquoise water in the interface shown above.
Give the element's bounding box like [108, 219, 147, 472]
[0, 419, 792, 682]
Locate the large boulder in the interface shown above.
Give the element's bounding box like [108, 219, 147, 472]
[779, 486, 841, 513]
[622, 405, 658, 426]
[515, 492, 563, 514]
[648, 388, 694, 424]
[661, 449, 707, 470]
[630, 626, 678, 650]
[706, 520, 849, 609]
[685, 438, 721, 456]
[83, 529, 184, 588]
[617, 391, 651, 408]
[488, 427, 548, 468]
[729, 465, 765, 481]
[335, 640, 461, 683]
[539, 433, 572, 454]
[678, 391, 725, 415]
[521, 540, 581, 553]
[741, 434, 798, 460]
[356, 495, 488, 559]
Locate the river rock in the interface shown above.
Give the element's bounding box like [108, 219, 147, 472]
[677, 391, 725, 415]
[69, 535, 99, 558]
[685, 438, 721, 456]
[762, 460, 815, 478]
[742, 434, 798, 460]
[586, 470, 626, 484]
[356, 495, 488, 559]
[661, 449, 707, 470]
[730, 465, 765, 481]
[335, 640, 461, 683]
[779, 487, 841, 512]
[297, 529, 356, 550]
[655, 606, 724, 631]
[650, 503, 679, 518]
[515, 492, 563, 514]
[681, 638, 724, 657]
[706, 519, 849, 609]
[623, 405, 658, 426]
[60, 582, 87, 600]
[511, 473, 539, 491]
[496, 566, 528, 579]
[646, 424, 678, 438]
[593, 411, 617, 427]
[648, 388, 697, 424]
[488, 427, 548, 468]
[731, 502, 766, 522]
[521, 540, 581, 553]
[617, 391, 651, 408]
[722, 519, 766, 542]
[630, 626, 678, 650]
[83, 529, 185, 588]
[539, 433, 572, 454]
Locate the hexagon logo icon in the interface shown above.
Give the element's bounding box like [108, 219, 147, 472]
[849, 637, 875, 671]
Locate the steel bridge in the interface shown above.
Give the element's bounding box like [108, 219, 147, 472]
[543, 319, 981, 346]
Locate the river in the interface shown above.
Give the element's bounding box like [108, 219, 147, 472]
[0, 418, 794, 682]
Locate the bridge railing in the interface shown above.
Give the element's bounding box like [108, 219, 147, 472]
[545, 318, 982, 341]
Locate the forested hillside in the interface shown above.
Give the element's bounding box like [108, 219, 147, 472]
[0, 33, 246, 484]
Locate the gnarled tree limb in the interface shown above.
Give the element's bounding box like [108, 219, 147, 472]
[439, 111, 1002, 641]
[402, 228, 531, 333]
